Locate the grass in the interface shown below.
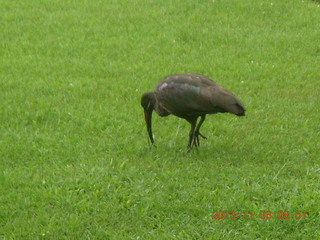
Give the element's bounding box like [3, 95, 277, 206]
[1, 0, 320, 239]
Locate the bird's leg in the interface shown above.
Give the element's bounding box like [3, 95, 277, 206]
[194, 115, 207, 146]
[187, 117, 198, 152]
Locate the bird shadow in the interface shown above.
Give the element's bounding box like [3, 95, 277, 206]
[137, 138, 247, 166]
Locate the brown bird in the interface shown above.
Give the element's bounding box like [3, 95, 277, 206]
[141, 73, 245, 151]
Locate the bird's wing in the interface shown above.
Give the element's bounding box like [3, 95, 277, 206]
[155, 80, 213, 117]
[155, 73, 245, 117]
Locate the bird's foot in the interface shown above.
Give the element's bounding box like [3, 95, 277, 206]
[198, 132, 207, 140]
[194, 131, 207, 147]
[187, 131, 207, 152]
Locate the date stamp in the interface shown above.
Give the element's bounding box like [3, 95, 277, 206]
[212, 211, 307, 220]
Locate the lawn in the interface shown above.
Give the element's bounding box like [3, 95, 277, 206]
[1, 0, 320, 239]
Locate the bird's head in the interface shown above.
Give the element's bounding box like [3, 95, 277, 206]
[141, 91, 156, 112]
[141, 92, 156, 145]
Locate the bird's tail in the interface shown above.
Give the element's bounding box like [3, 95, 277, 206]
[209, 86, 246, 116]
[233, 102, 245, 116]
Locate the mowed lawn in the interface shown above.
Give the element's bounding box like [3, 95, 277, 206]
[1, 0, 320, 239]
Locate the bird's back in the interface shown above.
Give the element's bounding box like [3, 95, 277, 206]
[158, 73, 218, 88]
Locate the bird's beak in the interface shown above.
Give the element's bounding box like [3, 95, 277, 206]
[144, 110, 154, 145]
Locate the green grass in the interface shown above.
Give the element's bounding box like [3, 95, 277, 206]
[1, 0, 320, 239]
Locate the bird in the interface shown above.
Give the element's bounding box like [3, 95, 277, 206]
[141, 73, 245, 151]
